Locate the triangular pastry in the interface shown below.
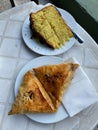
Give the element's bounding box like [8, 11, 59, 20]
[8, 71, 55, 115]
[33, 63, 79, 110]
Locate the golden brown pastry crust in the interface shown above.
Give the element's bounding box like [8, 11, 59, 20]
[33, 63, 79, 110]
[8, 71, 55, 115]
[8, 62, 79, 115]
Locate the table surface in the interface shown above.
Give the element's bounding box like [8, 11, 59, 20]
[0, 1, 98, 130]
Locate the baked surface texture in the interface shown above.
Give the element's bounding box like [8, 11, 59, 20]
[8, 71, 55, 115]
[33, 63, 79, 110]
[8, 62, 79, 115]
[30, 5, 73, 49]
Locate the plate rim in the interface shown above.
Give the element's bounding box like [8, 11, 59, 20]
[14, 56, 68, 124]
[22, 7, 77, 55]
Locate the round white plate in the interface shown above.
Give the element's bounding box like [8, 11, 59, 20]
[15, 56, 68, 124]
[22, 7, 77, 55]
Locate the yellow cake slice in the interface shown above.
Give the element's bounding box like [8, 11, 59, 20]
[30, 5, 73, 49]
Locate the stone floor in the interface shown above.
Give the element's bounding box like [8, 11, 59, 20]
[13, 0, 31, 6]
[0, 0, 98, 130]
[0, 0, 12, 12]
[94, 125, 98, 130]
[0, 0, 39, 12]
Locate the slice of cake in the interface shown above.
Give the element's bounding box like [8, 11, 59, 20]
[30, 5, 73, 49]
[33, 63, 79, 110]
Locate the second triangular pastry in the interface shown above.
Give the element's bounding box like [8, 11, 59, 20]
[33, 63, 79, 110]
[8, 71, 55, 115]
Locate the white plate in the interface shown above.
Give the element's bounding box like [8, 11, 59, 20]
[15, 56, 68, 124]
[22, 7, 77, 55]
